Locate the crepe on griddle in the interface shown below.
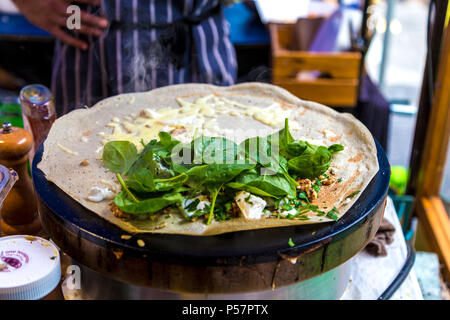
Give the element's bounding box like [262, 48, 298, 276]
[38, 83, 378, 235]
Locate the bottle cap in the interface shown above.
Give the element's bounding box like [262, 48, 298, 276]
[20, 84, 51, 106]
[19, 84, 55, 120]
[0, 235, 61, 300]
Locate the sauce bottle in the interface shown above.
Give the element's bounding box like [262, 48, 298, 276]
[19, 84, 56, 159]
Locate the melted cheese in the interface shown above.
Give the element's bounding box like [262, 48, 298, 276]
[99, 94, 293, 153]
[57, 143, 79, 156]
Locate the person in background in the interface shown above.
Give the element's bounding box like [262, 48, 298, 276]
[13, 0, 237, 116]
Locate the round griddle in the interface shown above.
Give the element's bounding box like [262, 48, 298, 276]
[32, 140, 390, 294]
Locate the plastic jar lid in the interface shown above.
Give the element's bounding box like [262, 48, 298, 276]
[0, 235, 61, 300]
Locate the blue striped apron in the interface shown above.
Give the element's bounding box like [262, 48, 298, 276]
[51, 0, 237, 116]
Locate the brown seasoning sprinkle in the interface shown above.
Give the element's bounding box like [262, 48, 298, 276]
[321, 176, 336, 186]
[110, 202, 131, 220]
[79, 159, 90, 166]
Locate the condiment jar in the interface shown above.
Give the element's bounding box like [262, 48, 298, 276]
[0, 235, 61, 299]
[19, 84, 56, 158]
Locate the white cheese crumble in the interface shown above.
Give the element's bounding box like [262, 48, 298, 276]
[235, 191, 267, 220]
[279, 208, 297, 217]
[343, 198, 352, 205]
[87, 187, 115, 202]
[181, 195, 210, 217]
[329, 167, 338, 175]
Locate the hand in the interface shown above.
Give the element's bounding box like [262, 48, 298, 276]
[13, 0, 108, 50]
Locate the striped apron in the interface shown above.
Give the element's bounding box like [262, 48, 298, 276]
[51, 0, 237, 116]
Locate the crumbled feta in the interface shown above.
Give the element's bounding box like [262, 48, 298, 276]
[181, 195, 210, 217]
[329, 167, 338, 175]
[87, 187, 115, 202]
[343, 198, 352, 205]
[235, 191, 267, 220]
[279, 208, 297, 217]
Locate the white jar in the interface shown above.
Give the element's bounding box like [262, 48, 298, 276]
[0, 235, 61, 300]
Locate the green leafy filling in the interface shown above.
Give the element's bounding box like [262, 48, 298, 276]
[102, 118, 344, 224]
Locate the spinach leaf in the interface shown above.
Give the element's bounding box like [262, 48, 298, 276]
[152, 131, 180, 159]
[286, 141, 344, 179]
[126, 168, 187, 193]
[227, 170, 296, 199]
[186, 163, 255, 188]
[154, 174, 188, 192]
[226, 182, 274, 198]
[170, 136, 239, 175]
[114, 191, 183, 214]
[238, 136, 272, 166]
[126, 142, 155, 176]
[266, 118, 309, 160]
[191, 136, 239, 164]
[126, 168, 155, 193]
[288, 237, 295, 247]
[328, 144, 345, 154]
[238, 136, 297, 193]
[267, 118, 294, 151]
[326, 207, 339, 221]
[126, 132, 180, 177]
[102, 141, 138, 174]
[287, 145, 332, 179]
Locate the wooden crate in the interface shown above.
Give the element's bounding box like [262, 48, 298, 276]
[270, 23, 361, 107]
